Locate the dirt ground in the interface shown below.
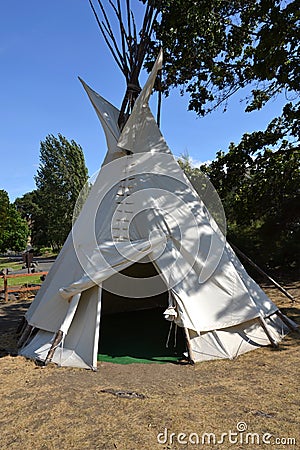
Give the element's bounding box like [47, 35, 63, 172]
[0, 282, 299, 450]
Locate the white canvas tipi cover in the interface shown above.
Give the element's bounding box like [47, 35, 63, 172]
[19, 52, 296, 369]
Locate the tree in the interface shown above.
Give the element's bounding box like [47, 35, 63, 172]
[199, 141, 300, 268]
[0, 190, 29, 253]
[34, 134, 89, 250]
[146, 0, 299, 157]
[14, 190, 46, 249]
[0, 190, 10, 241]
[150, 0, 299, 112]
[14, 190, 39, 223]
[179, 145, 299, 270]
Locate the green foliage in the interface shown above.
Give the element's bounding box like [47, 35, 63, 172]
[0, 258, 23, 271]
[0, 190, 10, 239]
[14, 190, 40, 222]
[0, 274, 42, 288]
[34, 134, 88, 250]
[148, 0, 299, 164]
[15, 135, 89, 251]
[0, 190, 29, 253]
[15, 189, 49, 250]
[200, 143, 300, 268]
[150, 0, 299, 116]
[38, 247, 54, 255]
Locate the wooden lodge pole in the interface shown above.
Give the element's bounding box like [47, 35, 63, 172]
[230, 243, 295, 302]
[258, 317, 279, 348]
[183, 327, 195, 365]
[276, 310, 300, 333]
[16, 316, 27, 336]
[44, 330, 63, 366]
[17, 324, 34, 348]
[3, 271, 8, 302]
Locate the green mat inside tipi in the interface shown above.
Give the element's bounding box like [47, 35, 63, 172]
[98, 308, 185, 364]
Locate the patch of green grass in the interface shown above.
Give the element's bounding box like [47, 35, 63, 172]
[6, 275, 42, 287]
[0, 258, 23, 271]
[38, 247, 58, 257]
[0, 272, 43, 288]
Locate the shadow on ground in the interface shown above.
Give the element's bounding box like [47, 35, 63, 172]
[0, 299, 31, 357]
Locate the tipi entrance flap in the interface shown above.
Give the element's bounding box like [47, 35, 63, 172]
[25, 232, 85, 330]
[20, 286, 101, 370]
[61, 285, 101, 369]
[59, 233, 167, 300]
[60, 293, 81, 334]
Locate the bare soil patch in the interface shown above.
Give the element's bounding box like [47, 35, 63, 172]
[0, 283, 299, 450]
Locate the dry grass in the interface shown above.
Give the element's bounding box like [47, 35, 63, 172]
[0, 283, 299, 450]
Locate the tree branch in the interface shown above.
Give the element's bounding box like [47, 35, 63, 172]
[89, 0, 124, 74]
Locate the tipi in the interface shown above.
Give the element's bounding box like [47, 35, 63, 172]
[18, 52, 297, 369]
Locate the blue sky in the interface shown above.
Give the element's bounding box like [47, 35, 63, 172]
[1, 1, 286, 202]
